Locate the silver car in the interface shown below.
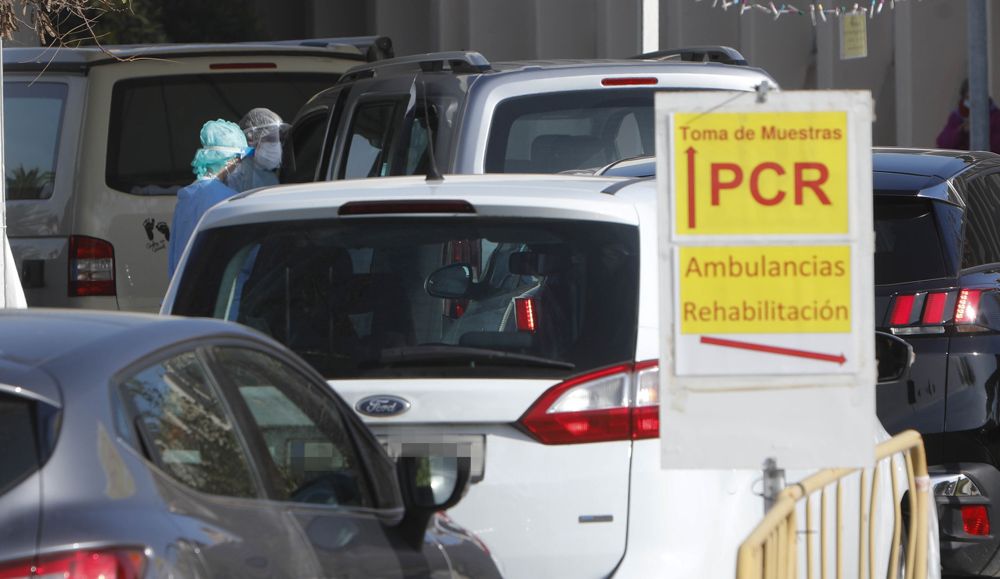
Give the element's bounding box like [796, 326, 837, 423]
[0, 309, 499, 578]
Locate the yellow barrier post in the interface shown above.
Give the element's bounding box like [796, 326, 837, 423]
[736, 430, 929, 579]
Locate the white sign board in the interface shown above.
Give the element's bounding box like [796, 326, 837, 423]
[657, 90, 875, 469]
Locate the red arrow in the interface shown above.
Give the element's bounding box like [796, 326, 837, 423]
[700, 336, 846, 365]
[686, 146, 697, 229]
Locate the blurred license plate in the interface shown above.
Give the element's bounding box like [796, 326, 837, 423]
[377, 434, 485, 483]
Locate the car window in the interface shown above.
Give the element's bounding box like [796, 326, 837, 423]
[107, 73, 338, 195]
[485, 89, 655, 173]
[874, 195, 960, 284]
[283, 110, 329, 184]
[961, 174, 1000, 269]
[119, 351, 258, 498]
[3, 82, 67, 200]
[172, 217, 640, 380]
[340, 101, 399, 179]
[0, 393, 41, 496]
[212, 347, 371, 507]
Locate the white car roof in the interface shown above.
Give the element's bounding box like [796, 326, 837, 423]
[198, 174, 657, 230]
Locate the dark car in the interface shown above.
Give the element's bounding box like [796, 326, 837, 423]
[873, 148, 1000, 577]
[0, 309, 499, 578]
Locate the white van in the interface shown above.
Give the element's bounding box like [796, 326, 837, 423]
[4, 38, 391, 311]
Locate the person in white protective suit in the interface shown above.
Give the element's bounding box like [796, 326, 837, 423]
[228, 108, 289, 192]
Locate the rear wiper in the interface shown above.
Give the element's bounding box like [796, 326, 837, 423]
[373, 345, 575, 370]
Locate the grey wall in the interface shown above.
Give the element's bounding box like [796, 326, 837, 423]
[296, 0, 641, 59]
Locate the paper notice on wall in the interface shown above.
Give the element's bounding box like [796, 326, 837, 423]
[840, 13, 868, 60]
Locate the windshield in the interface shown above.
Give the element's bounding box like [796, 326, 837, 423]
[172, 218, 640, 379]
[485, 89, 655, 174]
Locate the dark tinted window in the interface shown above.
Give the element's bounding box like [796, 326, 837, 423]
[874, 195, 961, 284]
[107, 74, 337, 194]
[0, 393, 40, 495]
[120, 351, 258, 498]
[172, 218, 640, 380]
[340, 101, 399, 179]
[3, 82, 67, 200]
[485, 89, 655, 173]
[214, 347, 371, 506]
[282, 111, 329, 184]
[961, 174, 1000, 268]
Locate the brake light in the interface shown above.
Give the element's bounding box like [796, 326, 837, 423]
[962, 505, 991, 536]
[889, 294, 916, 326]
[68, 235, 115, 297]
[209, 62, 277, 70]
[518, 361, 660, 444]
[338, 200, 474, 215]
[889, 288, 988, 334]
[955, 289, 983, 325]
[0, 549, 145, 579]
[921, 292, 948, 325]
[601, 77, 658, 86]
[515, 297, 537, 333]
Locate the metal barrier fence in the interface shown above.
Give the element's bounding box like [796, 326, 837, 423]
[736, 430, 929, 579]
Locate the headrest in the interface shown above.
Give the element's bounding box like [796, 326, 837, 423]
[509, 251, 569, 276]
[530, 134, 605, 172]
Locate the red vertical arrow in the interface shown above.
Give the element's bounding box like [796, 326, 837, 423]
[686, 147, 697, 229]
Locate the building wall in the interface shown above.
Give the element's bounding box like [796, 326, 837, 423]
[268, 0, 1000, 148]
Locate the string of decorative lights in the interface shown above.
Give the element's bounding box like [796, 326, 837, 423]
[698, 0, 917, 24]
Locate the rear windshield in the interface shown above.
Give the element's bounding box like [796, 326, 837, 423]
[107, 73, 337, 195]
[172, 218, 640, 379]
[485, 89, 655, 174]
[3, 82, 67, 200]
[874, 195, 962, 285]
[0, 393, 41, 496]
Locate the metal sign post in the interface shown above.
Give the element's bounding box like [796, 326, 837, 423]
[656, 90, 875, 471]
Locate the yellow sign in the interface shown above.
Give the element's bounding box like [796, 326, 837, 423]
[679, 245, 851, 334]
[840, 13, 868, 60]
[673, 111, 848, 236]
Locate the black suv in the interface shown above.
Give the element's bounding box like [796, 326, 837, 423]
[280, 47, 777, 184]
[874, 148, 1000, 576]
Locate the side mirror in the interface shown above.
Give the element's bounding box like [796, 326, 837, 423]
[875, 331, 915, 384]
[394, 455, 472, 548]
[425, 263, 473, 299]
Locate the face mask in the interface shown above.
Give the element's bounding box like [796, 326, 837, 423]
[255, 143, 282, 170]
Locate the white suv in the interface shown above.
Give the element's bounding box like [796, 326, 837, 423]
[162, 174, 937, 578]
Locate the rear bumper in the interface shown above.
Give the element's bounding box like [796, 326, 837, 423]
[932, 463, 1000, 576]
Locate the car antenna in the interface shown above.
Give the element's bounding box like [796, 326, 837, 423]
[420, 77, 444, 182]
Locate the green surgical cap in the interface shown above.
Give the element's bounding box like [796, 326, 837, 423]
[191, 119, 248, 179]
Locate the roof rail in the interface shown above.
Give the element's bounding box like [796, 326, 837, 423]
[340, 51, 491, 82]
[630, 45, 748, 66]
[601, 176, 654, 195]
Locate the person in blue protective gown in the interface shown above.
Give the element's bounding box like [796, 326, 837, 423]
[227, 108, 289, 192]
[168, 119, 248, 278]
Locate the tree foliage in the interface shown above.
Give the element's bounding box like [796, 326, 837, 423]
[0, 0, 126, 44]
[0, 0, 265, 47]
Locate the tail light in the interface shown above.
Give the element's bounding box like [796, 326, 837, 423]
[517, 361, 659, 444]
[68, 235, 115, 297]
[0, 548, 145, 579]
[961, 505, 991, 536]
[888, 288, 987, 334]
